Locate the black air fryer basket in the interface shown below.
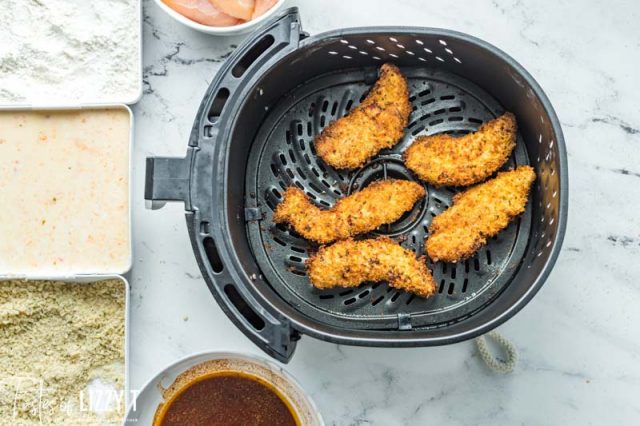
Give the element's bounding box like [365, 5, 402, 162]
[145, 8, 568, 362]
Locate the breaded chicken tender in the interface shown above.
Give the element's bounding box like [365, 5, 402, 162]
[426, 166, 536, 263]
[307, 238, 437, 297]
[315, 63, 411, 169]
[405, 113, 517, 187]
[273, 179, 425, 244]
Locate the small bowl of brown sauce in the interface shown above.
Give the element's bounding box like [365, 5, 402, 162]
[125, 352, 322, 426]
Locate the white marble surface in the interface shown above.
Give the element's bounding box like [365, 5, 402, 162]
[130, 0, 640, 424]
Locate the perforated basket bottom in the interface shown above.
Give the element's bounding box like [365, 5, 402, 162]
[245, 67, 532, 330]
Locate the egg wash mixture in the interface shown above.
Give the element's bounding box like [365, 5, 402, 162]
[0, 108, 131, 275]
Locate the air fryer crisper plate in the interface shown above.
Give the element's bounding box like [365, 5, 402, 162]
[145, 8, 567, 362]
[245, 68, 531, 330]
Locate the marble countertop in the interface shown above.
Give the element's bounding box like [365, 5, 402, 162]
[130, 0, 640, 424]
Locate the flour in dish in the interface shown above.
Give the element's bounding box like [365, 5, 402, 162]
[0, 0, 140, 104]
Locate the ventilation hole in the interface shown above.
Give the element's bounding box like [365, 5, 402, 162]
[348, 45, 357, 50]
[439, 39, 447, 46]
[486, 250, 492, 265]
[429, 118, 444, 126]
[358, 290, 370, 299]
[308, 182, 322, 193]
[445, 48, 453, 54]
[319, 294, 334, 300]
[422, 98, 436, 105]
[331, 102, 338, 115]
[440, 95, 455, 100]
[285, 129, 292, 144]
[396, 44, 405, 49]
[289, 255, 303, 263]
[290, 269, 306, 276]
[389, 37, 398, 42]
[448, 116, 463, 122]
[405, 294, 415, 305]
[474, 258, 480, 271]
[468, 117, 483, 124]
[286, 168, 294, 179]
[306, 190, 316, 198]
[271, 188, 281, 199]
[208, 88, 230, 121]
[328, 51, 338, 55]
[418, 89, 431, 97]
[424, 48, 432, 53]
[320, 116, 326, 127]
[438, 279, 445, 293]
[442, 263, 448, 274]
[373, 56, 381, 60]
[416, 40, 424, 45]
[418, 57, 426, 62]
[278, 153, 287, 166]
[462, 278, 469, 292]
[344, 297, 357, 305]
[343, 55, 352, 60]
[272, 237, 286, 246]
[448, 282, 454, 295]
[340, 39, 349, 44]
[290, 246, 306, 254]
[321, 100, 329, 112]
[389, 53, 399, 58]
[345, 100, 354, 111]
[390, 292, 401, 302]
[435, 56, 445, 62]
[270, 163, 279, 177]
[339, 289, 354, 296]
[288, 149, 296, 163]
[203, 237, 223, 273]
[296, 167, 307, 179]
[359, 51, 368, 55]
[449, 106, 462, 112]
[376, 46, 386, 51]
[434, 108, 446, 115]
[231, 34, 274, 78]
[465, 260, 470, 273]
[306, 122, 312, 136]
[308, 103, 316, 117]
[451, 266, 456, 279]
[454, 57, 462, 63]
[224, 284, 265, 330]
[372, 295, 385, 306]
[265, 198, 276, 211]
[406, 50, 415, 55]
[366, 39, 375, 44]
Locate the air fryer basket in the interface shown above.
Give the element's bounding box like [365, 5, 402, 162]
[145, 8, 567, 362]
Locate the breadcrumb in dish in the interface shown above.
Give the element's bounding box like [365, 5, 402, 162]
[272, 179, 425, 244]
[404, 113, 517, 187]
[315, 63, 411, 169]
[307, 237, 437, 298]
[426, 166, 536, 263]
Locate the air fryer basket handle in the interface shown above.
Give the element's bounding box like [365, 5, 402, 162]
[158, 8, 304, 363]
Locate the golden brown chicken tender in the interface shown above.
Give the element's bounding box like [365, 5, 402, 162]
[315, 63, 411, 169]
[404, 113, 517, 187]
[426, 166, 536, 263]
[273, 179, 425, 244]
[307, 238, 437, 298]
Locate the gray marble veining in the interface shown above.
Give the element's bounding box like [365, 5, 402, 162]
[130, 0, 640, 424]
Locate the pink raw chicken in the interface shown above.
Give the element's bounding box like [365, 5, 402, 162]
[210, 0, 255, 21]
[252, 0, 278, 19]
[163, 0, 243, 26]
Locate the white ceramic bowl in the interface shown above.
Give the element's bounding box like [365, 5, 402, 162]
[124, 351, 323, 425]
[153, 0, 286, 35]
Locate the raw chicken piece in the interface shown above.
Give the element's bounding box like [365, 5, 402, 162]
[252, 0, 278, 19]
[163, 0, 242, 26]
[210, 0, 256, 20]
